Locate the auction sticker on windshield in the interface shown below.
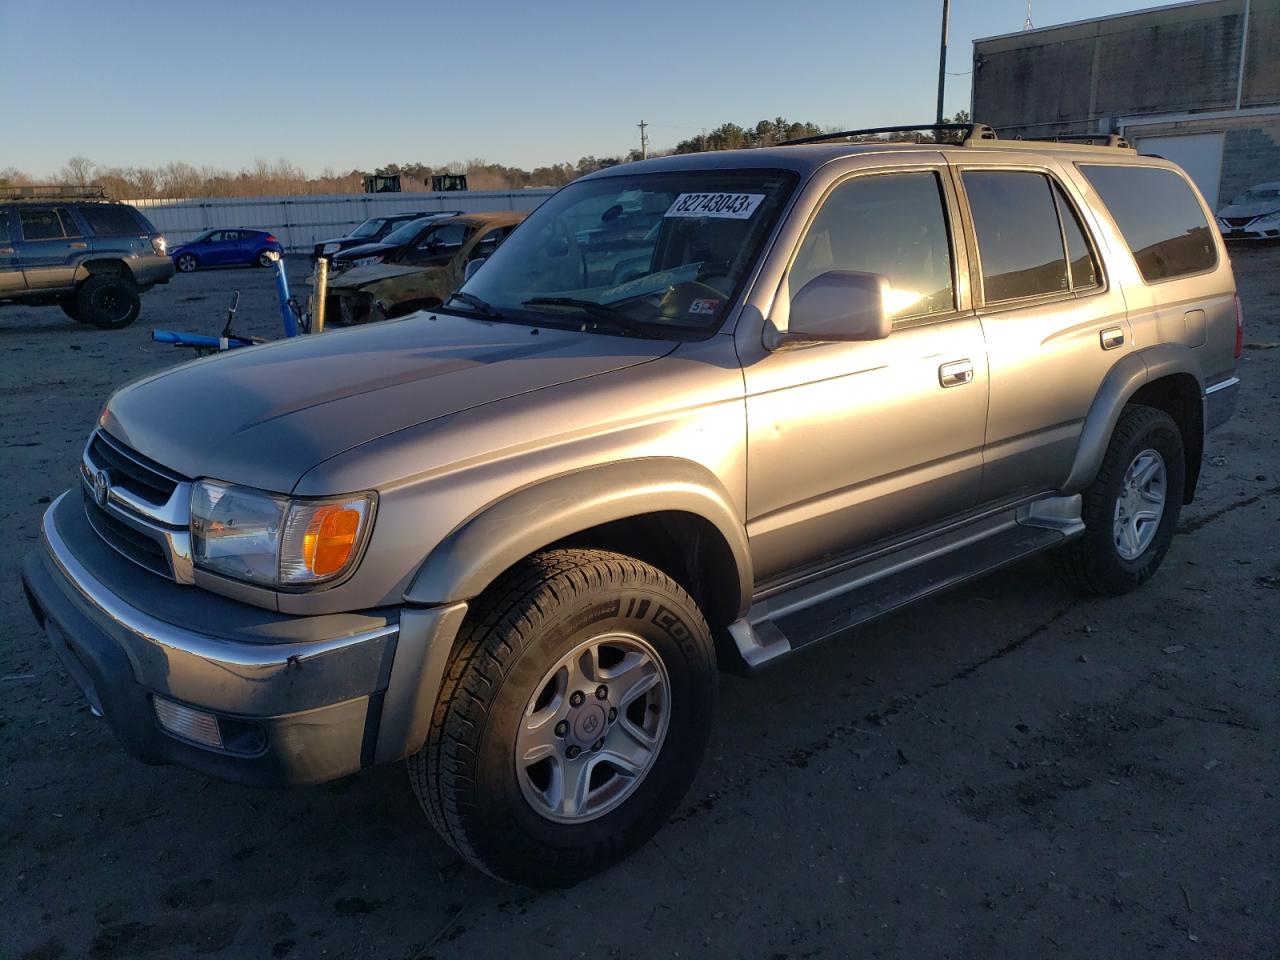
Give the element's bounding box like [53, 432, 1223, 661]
[665, 193, 764, 220]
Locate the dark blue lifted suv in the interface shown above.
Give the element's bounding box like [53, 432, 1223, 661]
[0, 186, 174, 329]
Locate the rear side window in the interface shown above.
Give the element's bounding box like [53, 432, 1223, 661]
[1079, 165, 1216, 283]
[57, 208, 83, 238]
[790, 171, 956, 321]
[962, 171, 1068, 303]
[78, 205, 145, 237]
[18, 208, 65, 241]
[1051, 183, 1099, 291]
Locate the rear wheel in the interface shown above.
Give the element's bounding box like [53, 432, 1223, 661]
[1056, 404, 1185, 595]
[408, 549, 717, 887]
[75, 274, 141, 329]
[257, 249, 275, 268]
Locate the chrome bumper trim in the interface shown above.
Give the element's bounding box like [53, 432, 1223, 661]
[40, 492, 397, 715]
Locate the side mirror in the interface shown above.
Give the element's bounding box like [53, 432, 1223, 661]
[768, 270, 891, 347]
[463, 257, 487, 282]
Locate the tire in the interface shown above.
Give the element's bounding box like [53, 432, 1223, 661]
[408, 549, 717, 887]
[257, 249, 275, 268]
[176, 253, 198, 273]
[60, 300, 86, 323]
[1056, 404, 1185, 596]
[75, 274, 141, 330]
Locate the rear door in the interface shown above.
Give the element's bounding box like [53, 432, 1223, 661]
[952, 161, 1126, 502]
[0, 209, 25, 295]
[15, 207, 83, 290]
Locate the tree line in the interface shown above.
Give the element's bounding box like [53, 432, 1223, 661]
[0, 115, 971, 200]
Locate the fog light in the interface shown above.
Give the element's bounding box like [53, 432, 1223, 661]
[153, 696, 223, 749]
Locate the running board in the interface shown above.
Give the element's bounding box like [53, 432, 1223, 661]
[728, 496, 1082, 670]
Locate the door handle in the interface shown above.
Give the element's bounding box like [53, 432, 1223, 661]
[1100, 326, 1125, 350]
[69, 241, 88, 249]
[0, 247, 13, 255]
[938, 359, 974, 388]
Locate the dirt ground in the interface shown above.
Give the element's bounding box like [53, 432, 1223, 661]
[1, 252, 1277, 960]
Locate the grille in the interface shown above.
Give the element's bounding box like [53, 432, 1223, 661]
[89, 431, 182, 505]
[1223, 216, 1255, 227]
[83, 490, 172, 577]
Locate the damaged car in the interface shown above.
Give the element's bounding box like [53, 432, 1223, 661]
[326, 211, 526, 324]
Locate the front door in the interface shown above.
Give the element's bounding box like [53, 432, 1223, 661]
[15, 207, 83, 290]
[743, 164, 989, 585]
[0, 210, 25, 296]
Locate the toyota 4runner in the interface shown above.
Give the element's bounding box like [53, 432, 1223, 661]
[22, 124, 1242, 886]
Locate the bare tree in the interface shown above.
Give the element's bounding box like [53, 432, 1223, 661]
[63, 156, 95, 186]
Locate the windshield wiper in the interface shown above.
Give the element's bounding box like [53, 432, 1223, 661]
[521, 297, 653, 337]
[443, 291, 503, 319]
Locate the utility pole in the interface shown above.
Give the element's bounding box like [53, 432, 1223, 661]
[935, 0, 951, 124]
[1024, 0, 1034, 30]
[638, 120, 649, 160]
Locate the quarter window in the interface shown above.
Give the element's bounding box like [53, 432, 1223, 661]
[1079, 164, 1216, 283]
[790, 171, 956, 321]
[18, 208, 65, 241]
[79, 205, 145, 237]
[963, 171, 1069, 303]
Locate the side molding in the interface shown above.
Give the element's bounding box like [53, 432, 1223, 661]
[1063, 343, 1202, 494]
[403, 457, 753, 616]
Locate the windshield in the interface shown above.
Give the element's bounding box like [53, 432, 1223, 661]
[349, 218, 386, 239]
[1231, 187, 1280, 205]
[453, 169, 795, 337]
[382, 217, 435, 245]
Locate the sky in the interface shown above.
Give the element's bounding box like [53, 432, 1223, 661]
[1, 0, 1166, 177]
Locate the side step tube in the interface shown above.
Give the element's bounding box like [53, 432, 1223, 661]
[729, 496, 1083, 671]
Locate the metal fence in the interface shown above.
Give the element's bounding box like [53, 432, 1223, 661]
[132, 190, 557, 252]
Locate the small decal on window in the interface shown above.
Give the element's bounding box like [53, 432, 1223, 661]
[688, 298, 721, 315]
[664, 192, 765, 220]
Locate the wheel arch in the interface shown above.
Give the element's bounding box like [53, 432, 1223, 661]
[403, 458, 753, 630]
[74, 258, 135, 284]
[1064, 344, 1205, 503]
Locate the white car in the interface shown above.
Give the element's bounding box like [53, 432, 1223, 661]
[1216, 181, 1280, 240]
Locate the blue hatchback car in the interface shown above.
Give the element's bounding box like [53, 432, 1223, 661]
[170, 229, 283, 272]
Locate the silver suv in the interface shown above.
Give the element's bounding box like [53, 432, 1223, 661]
[22, 124, 1242, 886]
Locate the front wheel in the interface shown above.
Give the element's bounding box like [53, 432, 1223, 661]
[257, 249, 275, 268]
[408, 549, 717, 887]
[75, 274, 141, 329]
[176, 253, 198, 273]
[1056, 404, 1185, 595]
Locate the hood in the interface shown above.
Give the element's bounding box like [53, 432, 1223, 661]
[1217, 198, 1280, 220]
[328, 261, 426, 291]
[103, 313, 673, 493]
[332, 241, 400, 263]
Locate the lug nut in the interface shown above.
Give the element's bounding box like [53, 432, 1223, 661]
[569, 691, 585, 707]
[592, 738, 604, 752]
[554, 720, 568, 738]
[608, 708, 617, 723]
[595, 685, 608, 700]
[566, 745, 581, 759]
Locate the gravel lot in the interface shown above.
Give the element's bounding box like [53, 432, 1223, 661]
[1, 251, 1277, 960]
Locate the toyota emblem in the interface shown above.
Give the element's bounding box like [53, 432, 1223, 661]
[92, 469, 110, 508]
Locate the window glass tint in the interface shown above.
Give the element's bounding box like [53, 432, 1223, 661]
[77, 205, 143, 237]
[57, 208, 82, 237]
[1080, 165, 1216, 282]
[1051, 183, 1099, 290]
[0, 211, 10, 243]
[790, 171, 955, 320]
[19, 209, 65, 241]
[963, 171, 1068, 302]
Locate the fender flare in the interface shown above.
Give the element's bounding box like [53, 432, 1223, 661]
[403, 457, 754, 616]
[1063, 342, 1203, 494]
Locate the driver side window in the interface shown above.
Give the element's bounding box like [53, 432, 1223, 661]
[790, 171, 956, 322]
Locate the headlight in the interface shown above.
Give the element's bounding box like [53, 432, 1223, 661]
[1255, 209, 1280, 224]
[321, 242, 341, 255]
[152, 236, 167, 255]
[190, 480, 376, 587]
[352, 255, 384, 268]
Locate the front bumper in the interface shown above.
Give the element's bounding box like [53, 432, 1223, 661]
[130, 254, 177, 288]
[22, 491, 466, 786]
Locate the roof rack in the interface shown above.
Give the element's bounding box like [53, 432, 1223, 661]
[0, 184, 111, 202]
[783, 122, 999, 146]
[1021, 132, 1132, 149]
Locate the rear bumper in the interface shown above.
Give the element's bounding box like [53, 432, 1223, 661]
[1205, 376, 1240, 432]
[21, 491, 467, 786]
[130, 255, 176, 288]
